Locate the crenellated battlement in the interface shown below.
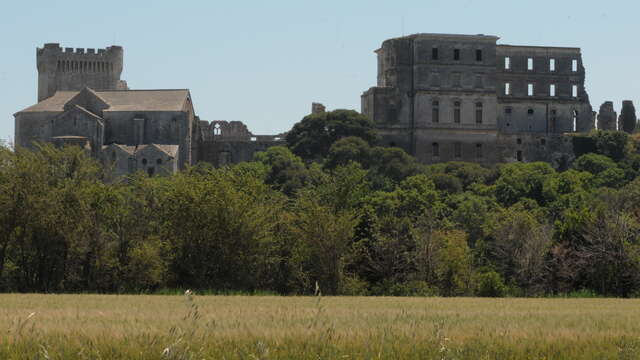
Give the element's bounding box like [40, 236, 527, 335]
[37, 43, 123, 57]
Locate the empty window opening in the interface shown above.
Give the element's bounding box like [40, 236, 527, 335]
[528, 108, 534, 116]
[572, 110, 578, 132]
[528, 83, 534, 96]
[432, 100, 440, 123]
[142, 158, 147, 166]
[432, 142, 440, 157]
[476, 144, 483, 159]
[251, 137, 257, 141]
[453, 49, 460, 61]
[475, 102, 483, 124]
[453, 101, 461, 124]
[505, 82, 511, 95]
[550, 110, 557, 133]
[454, 143, 462, 158]
[516, 150, 523, 162]
[572, 85, 578, 98]
[550, 58, 556, 72]
[527, 58, 534, 70]
[505, 107, 512, 115]
[432, 47, 439, 60]
[572, 59, 578, 72]
[505, 56, 511, 70]
[147, 167, 155, 177]
[476, 49, 483, 62]
[540, 138, 546, 145]
[517, 138, 522, 144]
[550, 84, 556, 97]
[213, 123, 221, 135]
[157, 158, 163, 165]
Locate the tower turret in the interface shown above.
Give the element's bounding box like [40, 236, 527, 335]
[36, 43, 127, 102]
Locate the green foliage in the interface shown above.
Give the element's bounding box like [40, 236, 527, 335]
[286, 109, 379, 161]
[4, 137, 640, 298]
[475, 270, 507, 297]
[494, 162, 555, 206]
[573, 130, 631, 161]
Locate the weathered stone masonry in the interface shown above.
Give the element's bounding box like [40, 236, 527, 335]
[361, 33, 595, 167]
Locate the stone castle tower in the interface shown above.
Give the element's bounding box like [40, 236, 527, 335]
[36, 43, 128, 102]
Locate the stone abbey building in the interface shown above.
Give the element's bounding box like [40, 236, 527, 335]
[362, 33, 595, 167]
[15, 43, 284, 176]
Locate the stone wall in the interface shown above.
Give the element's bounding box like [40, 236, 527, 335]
[37, 43, 126, 102]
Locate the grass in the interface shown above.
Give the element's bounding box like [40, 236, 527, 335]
[1, 293, 640, 359]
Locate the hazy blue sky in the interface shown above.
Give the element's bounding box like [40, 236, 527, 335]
[2, 0, 638, 142]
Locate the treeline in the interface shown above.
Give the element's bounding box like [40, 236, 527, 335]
[3, 110, 640, 297]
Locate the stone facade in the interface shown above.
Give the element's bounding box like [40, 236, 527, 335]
[37, 43, 128, 102]
[361, 33, 596, 166]
[15, 43, 284, 177]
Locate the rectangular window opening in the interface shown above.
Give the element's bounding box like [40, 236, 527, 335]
[476, 49, 483, 62]
[528, 83, 534, 96]
[550, 58, 556, 72]
[453, 102, 461, 124]
[572, 59, 578, 72]
[572, 85, 578, 98]
[527, 57, 534, 71]
[454, 143, 462, 158]
[505, 82, 511, 95]
[550, 84, 556, 97]
[505, 56, 511, 70]
[432, 47, 439, 60]
[453, 49, 460, 60]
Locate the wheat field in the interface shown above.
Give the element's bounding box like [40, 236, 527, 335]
[1, 294, 640, 359]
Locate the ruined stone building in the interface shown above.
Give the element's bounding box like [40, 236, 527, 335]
[361, 33, 596, 167]
[15, 43, 283, 175]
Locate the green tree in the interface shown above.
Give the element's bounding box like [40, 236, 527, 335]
[286, 109, 379, 161]
[254, 146, 310, 196]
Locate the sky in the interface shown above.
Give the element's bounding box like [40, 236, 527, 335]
[1, 0, 639, 142]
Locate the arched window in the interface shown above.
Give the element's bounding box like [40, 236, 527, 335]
[142, 158, 147, 166]
[516, 150, 523, 162]
[432, 142, 440, 157]
[432, 100, 440, 123]
[475, 102, 483, 124]
[453, 101, 461, 124]
[214, 123, 221, 135]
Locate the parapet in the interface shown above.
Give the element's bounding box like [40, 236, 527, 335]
[37, 43, 123, 57]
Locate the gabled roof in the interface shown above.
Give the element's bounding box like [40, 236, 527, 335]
[102, 143, 136, 155]
[136, 144, 179, 158]
[16, 89, 190, 114]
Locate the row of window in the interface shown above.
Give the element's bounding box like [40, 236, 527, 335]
[432, 142, 483, 159]
[504, 82, 579, 97]
[504, 108, 578, 132]
[432, 47, 483, 62]
[505, 57, 578, 72]
[431, 101, 483, 124]
[56, 60, 114, 73]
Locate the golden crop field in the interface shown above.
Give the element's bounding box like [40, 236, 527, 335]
[2, 294, 640, 359]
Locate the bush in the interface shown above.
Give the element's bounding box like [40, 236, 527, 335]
[475, 271, 507, 297]
[340, 276, 370, 296]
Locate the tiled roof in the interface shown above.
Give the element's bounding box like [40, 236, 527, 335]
[16, 89, 190, 113]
